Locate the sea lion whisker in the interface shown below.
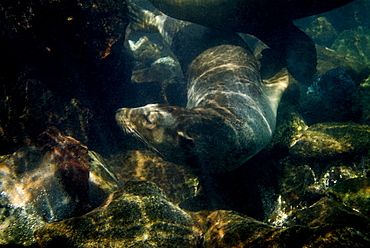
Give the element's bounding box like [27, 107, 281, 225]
[116, 117, 132, 135]
[131, 126, 165, 158]
[116, 111, 166, 157]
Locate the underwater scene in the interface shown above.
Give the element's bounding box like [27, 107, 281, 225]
[1, 0, 370, 247]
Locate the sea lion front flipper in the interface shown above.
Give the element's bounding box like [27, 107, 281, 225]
[284, 23, 317, 85]
[259, 22, 317, 85]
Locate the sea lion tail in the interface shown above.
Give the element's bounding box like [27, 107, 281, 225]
[262, 68, 290, 115]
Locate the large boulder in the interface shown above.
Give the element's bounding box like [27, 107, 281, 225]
[0, 127, 120, 246]
[35, 181, 202, 247]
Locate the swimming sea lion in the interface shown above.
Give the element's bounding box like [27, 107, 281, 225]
[116, 6, 289, 173]
[116, 46, 289, 173]
[146, 0, 354, 84]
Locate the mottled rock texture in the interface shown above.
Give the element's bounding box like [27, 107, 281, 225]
[0, 127, 120, 246]
[35, 181, 201, 248]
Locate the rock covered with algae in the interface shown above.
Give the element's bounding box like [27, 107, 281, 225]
[109, 149, 199, 205]
[299, 16, 338, 47]
[315, 45, 370, 83]
[267, 119, 370, 230]
[129, 36, 182, 85]
[360, 76, 370, 124]
[298, 67, 361, 125]
[290, 122, 370, 159]
[195, 199, 370, 248]
[330, 178, 370, 217]
[0, 127, 120, 246]
[332, 26, 370, 67]
[35, 181, 202, 248]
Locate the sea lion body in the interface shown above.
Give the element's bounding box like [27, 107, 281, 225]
[147, 0, 353, 33]
[147, 0, 354, 84]
[117, 45, 287, 172]
[128, 4, 250, 74]
[116, 6, 289, 172]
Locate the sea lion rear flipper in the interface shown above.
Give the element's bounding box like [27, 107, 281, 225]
[128, 1, 159, 32]
[262, 68, 290, 114]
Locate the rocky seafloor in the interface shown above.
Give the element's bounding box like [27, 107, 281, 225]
[2, 0, 370, 247]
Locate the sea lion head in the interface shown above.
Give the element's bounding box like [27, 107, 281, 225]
[116, 103, 250, 172]
[116, 104, 196, 164]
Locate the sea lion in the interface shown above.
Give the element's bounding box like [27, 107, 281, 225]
[116, 6, 289, 173]
[146, 0, 354, 84]
[116, 46, 289, 173]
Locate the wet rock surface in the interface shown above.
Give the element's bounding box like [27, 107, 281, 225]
[301, 16, 338, 47]
[298, 67, 361, 125]
[109, 150, 199, 205]
[195, 199, 370, 247]
[330, 178, 370, 217]
[332, 26, 370, 67]
[315, 45, 370, 83]
[35, 181, 201, 248]
[290, 122, 370, 159]
[0, 127, 120, 246]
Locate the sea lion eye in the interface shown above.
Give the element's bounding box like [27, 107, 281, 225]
[143, 114, 153, 125]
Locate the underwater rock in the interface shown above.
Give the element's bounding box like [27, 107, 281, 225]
[199, 200, 370, 247]
[127, 35, 186, 106]
[272, 121, 370, 221]
[129, 36, 170, 70]
[128, 36, 182, 85]
[265, 104, 307, 152]
[0, 127, 120, 246]
[283, 197, 370, 246]
[272, 158, 368, 221]
[330, 178, 370, 217]
[319, 0, 370, 33]
[276, 162, 320, 212]
[44, 126, 91, 209]
[201, 210, 276, 248]
[360, 76, 370, 124]
[35, 181, 202, 248]
[332, 26, 370, 67]
[131, 56, 182, 84]
[288, 201, 368, 246]
[0, 0, 131, 155]
[272, 152, 370, 223]
[300, 16, 338, 47]
[290, 122, 370, 159]
[291, 129, 352, 158]
[298, 67, 361, 125]
[316, 45, 370, 83]
[109, 150, 199, 205]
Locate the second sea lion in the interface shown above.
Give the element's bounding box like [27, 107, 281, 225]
[146, 0, 354, 84]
